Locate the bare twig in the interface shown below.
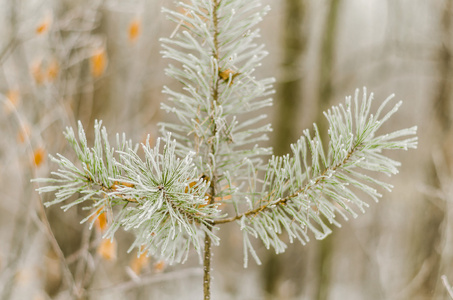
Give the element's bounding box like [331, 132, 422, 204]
[87, 268, 203, 295]
[0, 37, 18, 66]
[442, 275, 453, 299]
[0, 96, 79, 297]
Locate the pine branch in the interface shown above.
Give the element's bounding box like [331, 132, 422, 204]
[34, 121, 220, 264]
[216, 88, 418, 265]
[33, 0, 419, 297]
[214, 142, 358, 225]
[33, 121, 130, 214]
[160, 0, 274, 188]
[109, 134, 220, 264]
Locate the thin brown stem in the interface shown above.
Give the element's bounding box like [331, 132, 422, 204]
[203, 177, 217, 299]
[36, 189, 80, 297]
[211, 0, 220, 105]
[203, 0, 221, 299]
[0, 95, 79, 298]
[0, 37, 17, 66]
[87, 268, 202, 295]
[203, 225, 213, 300]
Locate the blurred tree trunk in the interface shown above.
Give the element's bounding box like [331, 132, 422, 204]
[434, 0, 453, 134]
[266, 1, 342, 299]
[410, 0, 452, 298]
[273, 0, 306, 156]
[265, 0, 306, 298]
[435, 2, 453, 297]
[313, 1, 342, 300]
[430, 0, 453, 296]
[316, 0, 341, 136]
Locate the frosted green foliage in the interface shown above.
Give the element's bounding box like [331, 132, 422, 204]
[33, 120, 132, 213]
[34, 121, 220, 264]
[34, 0, 418, 272]
[160, 0, 274, 191]
[237, 89, 418, 266]
[105, 135, 220, 263]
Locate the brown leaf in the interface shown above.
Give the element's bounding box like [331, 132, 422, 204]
[219, 68, 240, 85]
[97, 238, 117, 261]
[36, 16, 51, 35]
[31, 60, 44, 84]
[128, 19, 141, 43]
[154, 260, 166, 273]
[3, 90, 20, 114]
[129, 251, 150, 275]
[17, 124, 30, 144]
[46, 60, 59, 81]
[33, 147, 46, 167]
[95, 209, 108, 232]
[90, 48, 108, 78]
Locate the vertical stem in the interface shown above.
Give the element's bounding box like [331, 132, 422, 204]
[203, 185, 217, 299]
[211, 0, 220, 105]
[203, 1, 220, 299]
[203, 177, 218, 299]
[203, 228, 213, 300]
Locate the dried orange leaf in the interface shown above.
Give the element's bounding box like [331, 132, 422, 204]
[90, 48, 107, 78]
[90, 207, 109, 232]
[36, 16, 51, 35]
[219, 69, 240, 85]
[184, 180, 198, 193]
[7, 90, 20, 106]
[97, 238, 117, 261]
[31, 60, 44, 84]
[33, 147, 46, 167]
[128, 19, 141, 43]
[219, 69, 235, 81]
[3, 90, 20, 114]
[130, 251, 150, 275]
[154, 260, 166, 273]
[17, 124, 30, 144]
[46, 60, 59, 81]
[97, 211, 108, 232]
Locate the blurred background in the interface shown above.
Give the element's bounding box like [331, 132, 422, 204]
[0, 0, 451, 299]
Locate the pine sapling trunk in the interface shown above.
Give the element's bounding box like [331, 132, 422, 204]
[203, 183, 217, 299]
[204, 1, 220, 298]
[203, 225, 213, 300]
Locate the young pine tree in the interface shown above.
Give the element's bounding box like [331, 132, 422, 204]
[34, 0, 417, 299]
